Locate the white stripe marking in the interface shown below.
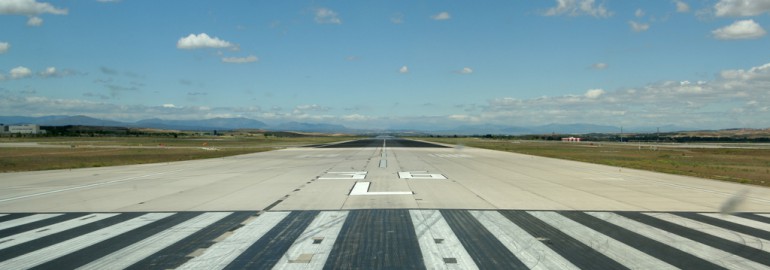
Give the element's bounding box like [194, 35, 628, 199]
[410, 210, 478, 270]
[0, 170, 184, 203]
[0, 213, 118, 250]
[273, 211, 348, 269]
[319, 172, 367, 180]
[0, 212, 174, 269]
[701, 213, 770, 232]
[648, 213, 770, 252]
[77, 212, 232, 270]
[588, 212, 768, 270]
[0, 214, 61, 231]
[178, 212, 290, 270]
[398, 172, 447, 180]
[348, 182, 412, 195]
[470, 211, 578, 270]
[530, 211, 675, 270]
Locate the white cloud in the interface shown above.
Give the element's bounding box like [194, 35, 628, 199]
[635, 9, 645, 18]
[712, 20, 766, 40]
[0, 0, 68, 15]
[715, 0, 770, 17]
[629, 21, 650, 32]
[315, 8, 341, 24]
[591, 62, 608, 69]
[720, 62, 770, 80]
[431, 11, 451, 20]
[544, 0, 612, 18]
[37, 66, 77, 78]
[222, 55, 258, 63]
[39, 67, 55, 77]
[584, 88, 605, 99]
[176, 33, 235, 50]
[457, 67, 473, 74]
[3, 66, 77, 78]
[479, 61, 770, 128]
[675, 1, 690, 12]
[399, 65, 409, 74]
[0, 42, 9, 54]
[26, 16, 42, 26]
[293, 104, 330, 113]
[10, 66, 32, 79]
[448, 114, 480, 122]
[0, 96, 244, 122]
[342, 114, 372, 121]
[5, 61, 770, 129]
[391, 13, 404, 24]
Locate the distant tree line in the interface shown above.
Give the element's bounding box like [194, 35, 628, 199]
[425, 133, 770, 143]
[39, 126, 184, 138]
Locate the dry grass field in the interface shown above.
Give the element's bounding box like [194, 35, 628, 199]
[0, 136, 354, 172]
[422, 138, 770, 187]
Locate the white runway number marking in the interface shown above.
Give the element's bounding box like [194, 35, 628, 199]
[348, 182, 413, 195]
[318, 171, 367, 180]
[399, 171, 447, 180]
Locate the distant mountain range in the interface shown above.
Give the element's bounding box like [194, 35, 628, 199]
[438, 123, 619, 135]
[0, 115, 348, 133]
[135, 117, 268, 131]
[0, 115, 694, 134]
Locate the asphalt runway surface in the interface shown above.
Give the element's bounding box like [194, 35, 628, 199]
[2, 138, 770, 269]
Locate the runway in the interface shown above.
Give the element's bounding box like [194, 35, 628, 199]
[2, 138, 770, 269]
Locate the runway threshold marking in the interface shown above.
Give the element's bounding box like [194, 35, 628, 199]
[0, 213, 175, 269]
[77, 212, 231, 270]
[1, 210, 770, 269]
[410, 210, 478, 269]
[178, 212, 289, 269]
[272, 211, 348, 269]
[470, 211, 578, 269]
[530, 211, 672, 269]
[590, 211, 766, 269]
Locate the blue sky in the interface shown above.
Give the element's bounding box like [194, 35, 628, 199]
[1, 0, 769, 130]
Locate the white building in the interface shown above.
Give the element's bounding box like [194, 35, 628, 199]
[2, 124, 43, 134]
[561, 136, 582, 142]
